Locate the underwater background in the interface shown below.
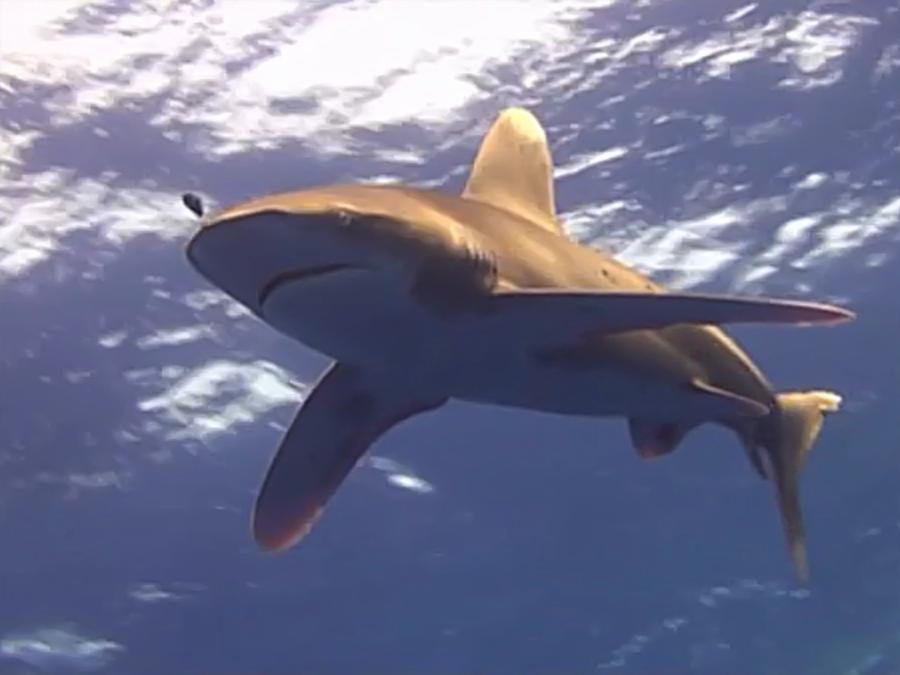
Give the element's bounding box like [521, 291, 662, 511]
[1, 0, 898, 673]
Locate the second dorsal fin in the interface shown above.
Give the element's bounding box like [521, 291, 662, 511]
[462, 107, 564, 236]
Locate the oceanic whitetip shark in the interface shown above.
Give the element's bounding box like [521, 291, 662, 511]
[184, 107, 853, 582]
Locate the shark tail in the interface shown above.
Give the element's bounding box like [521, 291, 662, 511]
[750, 390, 842, 583]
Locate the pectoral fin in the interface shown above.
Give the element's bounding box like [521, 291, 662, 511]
[489, 289, 854, 338]
[252, 362, 446, 552]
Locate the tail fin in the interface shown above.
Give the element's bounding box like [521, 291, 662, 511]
[757, 390, 841, 582]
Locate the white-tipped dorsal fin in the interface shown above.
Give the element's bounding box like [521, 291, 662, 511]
[463, 107, 564, 236]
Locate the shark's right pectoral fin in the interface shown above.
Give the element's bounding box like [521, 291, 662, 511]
[489, 289, 854, 337]
[252, 362, 446, 552]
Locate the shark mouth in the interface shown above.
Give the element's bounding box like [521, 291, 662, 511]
[258, 263, 365, 307]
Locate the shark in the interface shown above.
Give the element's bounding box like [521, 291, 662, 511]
[184, 107, 853, 581]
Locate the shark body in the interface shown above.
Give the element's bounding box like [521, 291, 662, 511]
[185, 108, 852, 581]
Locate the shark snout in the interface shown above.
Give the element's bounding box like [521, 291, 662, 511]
[186, 210, 370, 315]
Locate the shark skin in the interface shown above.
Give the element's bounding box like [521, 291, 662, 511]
[184, 107, 854, 582]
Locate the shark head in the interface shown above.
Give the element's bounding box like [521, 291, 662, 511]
[186, 197, 432, 363]
[186, 207, 374, 316]
[183, 182, 507, 365]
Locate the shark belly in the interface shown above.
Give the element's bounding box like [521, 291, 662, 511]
[260, 272, 771, 425]
[440, 320, 760, 423]
[257, 270, 674, 419]
[259, 266, 775, 425]
[446, 352, 705, 420]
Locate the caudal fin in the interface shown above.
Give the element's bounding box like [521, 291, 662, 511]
[758, 390, 841, 582]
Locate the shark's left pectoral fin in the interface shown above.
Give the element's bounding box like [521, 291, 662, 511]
[490, 289, 854, 336]
[252, 362, 446, 552]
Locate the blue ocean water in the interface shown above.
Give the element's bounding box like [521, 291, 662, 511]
[1, 1, 898, 673]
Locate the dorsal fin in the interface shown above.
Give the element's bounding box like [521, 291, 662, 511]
[462, 107, 564, 236]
